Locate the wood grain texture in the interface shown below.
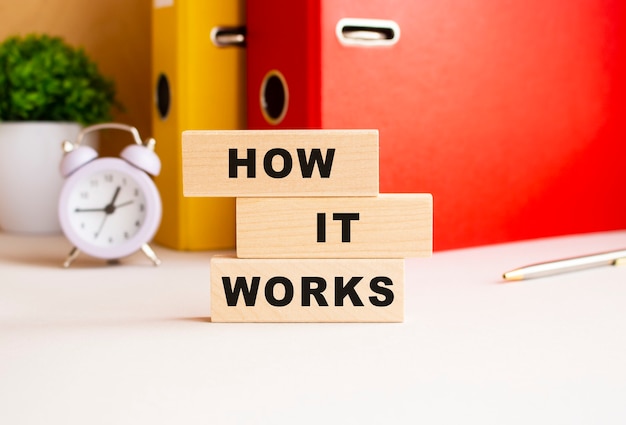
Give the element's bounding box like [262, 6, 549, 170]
[182, 129, 379, 197]
[236, 194, 433, 258]
[210, 256, 404, 322]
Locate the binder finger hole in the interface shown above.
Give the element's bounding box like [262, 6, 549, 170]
[156, 73, 171, 120]
[336, 18, 400, 46]
[260, 70, 289, 125]
[210, 26, 247, 47]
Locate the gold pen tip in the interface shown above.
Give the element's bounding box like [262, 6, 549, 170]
[502, 270, 523, 281]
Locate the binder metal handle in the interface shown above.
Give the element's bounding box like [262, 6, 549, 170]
[336, 18, 400, 47]
[211, 26, 246, 47]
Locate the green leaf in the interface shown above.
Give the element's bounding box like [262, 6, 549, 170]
[0, 34, 119, 125]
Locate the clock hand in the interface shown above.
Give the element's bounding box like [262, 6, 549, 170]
[94, 213, 109, 239]
[109, 186, 121, 206]
[101, 186, 122, 215]
[75, 207, 106, 212]
[94, 186, 122, 238]
[114, 200, 134, 209]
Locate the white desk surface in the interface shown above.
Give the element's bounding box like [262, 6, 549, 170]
[1, 230, 626, 424]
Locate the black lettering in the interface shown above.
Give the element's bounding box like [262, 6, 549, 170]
[369, 277, 394, 307]
[229, 148, 256, 178]
[302, 277, 329, 307]
[297, 148, 335, 178]
[265, 276, 294, 307]
[333, 213, 360, 242]
[222, 276, 260, 306]
[317, 213, 326, 243]
[335, 276, 364, 306]
[264, 148, 292, 178]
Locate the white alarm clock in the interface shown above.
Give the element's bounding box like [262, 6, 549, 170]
[58, 123, 162, 267]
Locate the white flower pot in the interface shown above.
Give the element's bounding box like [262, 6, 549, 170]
[0, 122, 97, 234]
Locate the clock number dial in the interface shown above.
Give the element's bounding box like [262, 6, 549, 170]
[67, 170, 148, 247]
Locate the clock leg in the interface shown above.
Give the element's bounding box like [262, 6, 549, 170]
[141, 243, 161, 266]
[63, 247, 81, 268]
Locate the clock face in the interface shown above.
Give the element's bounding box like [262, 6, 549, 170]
[65, 169, 148, 247]
[59, 157, 162, 260]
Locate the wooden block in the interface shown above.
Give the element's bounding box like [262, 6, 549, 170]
[210, 256, 404, 322]
[236, 194, 433, 258]
[182, 129, 379, 197]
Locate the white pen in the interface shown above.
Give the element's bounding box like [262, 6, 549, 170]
[503, 249, 626, 281]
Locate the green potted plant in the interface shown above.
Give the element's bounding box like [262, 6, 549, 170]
[0, 34, 119, 234]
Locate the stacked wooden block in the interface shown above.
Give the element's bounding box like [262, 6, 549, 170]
[182, 130, 433, 322]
